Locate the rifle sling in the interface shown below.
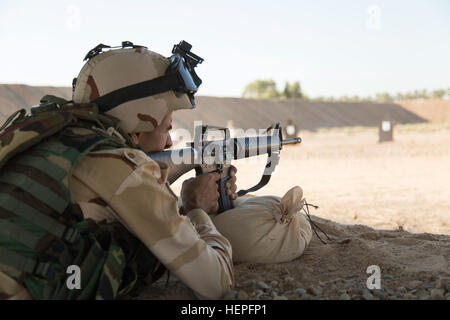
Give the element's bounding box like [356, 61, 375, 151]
[237, 151, 279, 197]
[237, 174, 272, 197]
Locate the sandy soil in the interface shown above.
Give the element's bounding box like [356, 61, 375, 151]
[398, 99, 450, 123]
[134, 124, 450, 300]
[234, 126, 450, 236]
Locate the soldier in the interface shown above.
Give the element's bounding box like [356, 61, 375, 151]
[0, 42, 237, 299]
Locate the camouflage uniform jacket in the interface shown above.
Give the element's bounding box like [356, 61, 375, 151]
[0, 146, 235, 300]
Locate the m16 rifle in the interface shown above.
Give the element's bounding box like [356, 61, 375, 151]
[149, 122, 301, 213]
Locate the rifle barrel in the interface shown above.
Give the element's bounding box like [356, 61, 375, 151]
[281, 137, 302, 145]
[149, 134, 302, 184]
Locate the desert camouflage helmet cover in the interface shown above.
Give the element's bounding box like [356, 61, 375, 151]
[73, 46, 194, 134]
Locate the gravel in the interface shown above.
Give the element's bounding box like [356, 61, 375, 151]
[397, 286, 407, 294]
[269, 280, 279, 287]
[435, 277, 449, 290]
[408, 280, 423, 288]
[362, 290, 374, 300]
[307, 286, 323, 296]
[233, 271, 450, 301]
[421, 282, 434, 290]
[237, 290, 249, 300]
[372, 289, 387, 298]
[223, 290, 238, 300]
[296, 288, 307, 296]
[430, 289, 445, 300]
[339, 293, 351, 300]
[256, 281, 270, 291]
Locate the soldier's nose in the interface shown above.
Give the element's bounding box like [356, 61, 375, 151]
[165, 135, 173, 149]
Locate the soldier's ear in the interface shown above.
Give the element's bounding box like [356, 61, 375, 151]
[130, 132, 140, 144]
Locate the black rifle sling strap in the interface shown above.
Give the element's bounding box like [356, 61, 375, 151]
[237, 152, 279, 197]
[237, 174, 272, 197]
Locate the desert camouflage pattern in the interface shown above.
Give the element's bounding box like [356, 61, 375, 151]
[73, 48, 194, 134]
[70, 147, 235, 299]
[0, 104, 164, 299]
[0, 144, 234, 300]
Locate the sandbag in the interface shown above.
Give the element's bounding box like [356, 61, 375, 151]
[212, 186, 312, 263]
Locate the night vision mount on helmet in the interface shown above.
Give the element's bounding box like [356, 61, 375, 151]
[77, 40, 204, 111]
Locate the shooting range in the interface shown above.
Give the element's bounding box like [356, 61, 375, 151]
[1, 0, 449, 303]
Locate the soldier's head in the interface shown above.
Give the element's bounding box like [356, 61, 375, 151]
[72, 41, 203, 152]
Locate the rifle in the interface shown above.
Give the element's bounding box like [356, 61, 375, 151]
[148, 122, 301, 213]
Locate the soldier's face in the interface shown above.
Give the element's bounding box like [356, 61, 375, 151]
[131, 112, 173, 153]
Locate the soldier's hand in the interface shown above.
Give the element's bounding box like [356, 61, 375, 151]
[226, 166, 238, 200]
[181, 172, 221, 215]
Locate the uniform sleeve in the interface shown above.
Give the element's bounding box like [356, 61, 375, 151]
[0, 271, 32, 300]
[72, 149, 234, 299]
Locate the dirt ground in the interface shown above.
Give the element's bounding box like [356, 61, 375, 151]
[135, 123, 450, 300]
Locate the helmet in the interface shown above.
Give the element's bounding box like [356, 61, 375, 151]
[72, 41, 203, 134]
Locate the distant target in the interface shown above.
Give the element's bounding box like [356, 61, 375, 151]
[286, 125, 296, 136]
[379, 118, 394, 143]
[284, 119, 298, 140]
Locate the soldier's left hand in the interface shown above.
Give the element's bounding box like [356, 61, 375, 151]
[226, 166, 238, 200]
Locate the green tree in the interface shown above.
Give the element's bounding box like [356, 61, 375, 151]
[282, 81, 303, 99]
[404, 92, 414, 100]
[242, 80, 280, 99]
[375, 92, 394, 103]
[396, 92, 405, 101]
[339, 95, 351, 102]
[420, 89, 428, 99]
[431, 89, 446, 99]
[412, 90, 421, 99]
[283, 82, 291, 99]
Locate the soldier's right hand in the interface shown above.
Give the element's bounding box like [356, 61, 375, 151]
[180, 173, 221, 215]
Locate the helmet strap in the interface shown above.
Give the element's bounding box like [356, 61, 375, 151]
[92, 73, 189, 113]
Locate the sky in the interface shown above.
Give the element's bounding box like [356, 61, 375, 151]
[0, 0, 449, 98]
